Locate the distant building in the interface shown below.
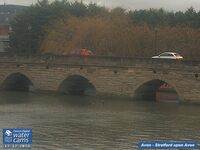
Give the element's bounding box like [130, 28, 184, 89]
[0, 4, 26, 52]
[0, 24, 9, 52]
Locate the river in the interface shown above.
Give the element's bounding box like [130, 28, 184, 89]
[0, 91, 200, 149]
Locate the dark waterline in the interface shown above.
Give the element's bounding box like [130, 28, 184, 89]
[0, 91, 200, 149]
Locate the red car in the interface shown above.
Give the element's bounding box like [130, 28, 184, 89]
[79, 49, 95, 56]
[67, 49, 95, 56]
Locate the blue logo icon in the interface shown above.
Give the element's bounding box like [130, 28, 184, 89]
[3, 128, 32, 145]
[5, 130, 12, 136]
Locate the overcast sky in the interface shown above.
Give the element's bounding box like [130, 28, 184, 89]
[1, 0, 200, 11]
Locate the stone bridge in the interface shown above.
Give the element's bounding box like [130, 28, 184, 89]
[0, 54, 200, 103]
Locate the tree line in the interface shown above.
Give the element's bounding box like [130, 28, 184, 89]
[9, 0, 200, 59]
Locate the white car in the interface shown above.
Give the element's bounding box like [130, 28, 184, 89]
[152, 52, 183, 60]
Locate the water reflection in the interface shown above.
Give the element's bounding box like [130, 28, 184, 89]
[0, 91, 32, 104]
[0, 91, 200, 149]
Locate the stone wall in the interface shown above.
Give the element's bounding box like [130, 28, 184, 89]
[0, 56, 200, 103]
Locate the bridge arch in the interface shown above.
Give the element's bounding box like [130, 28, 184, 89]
[58, 74, 96, 96]
[1, 72, 34, 92]
[134, 78, 180, 102]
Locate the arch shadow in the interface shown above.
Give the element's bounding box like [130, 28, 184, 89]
[58, 75, 96, 96]
[1, 72, 34, 92]
[134, 79, 179, 102]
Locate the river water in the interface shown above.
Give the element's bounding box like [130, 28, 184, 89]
[0, 91, 200, 150]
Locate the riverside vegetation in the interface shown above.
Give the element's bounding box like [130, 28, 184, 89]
[9, 0, 200, 60]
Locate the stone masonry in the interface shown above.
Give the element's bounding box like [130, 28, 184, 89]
[0, 55, 200, 103]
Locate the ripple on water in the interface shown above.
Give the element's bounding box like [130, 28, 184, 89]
[0, 92, 200, 149]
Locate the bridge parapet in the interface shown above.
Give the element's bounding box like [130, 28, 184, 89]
[0, 54, 199, 71]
